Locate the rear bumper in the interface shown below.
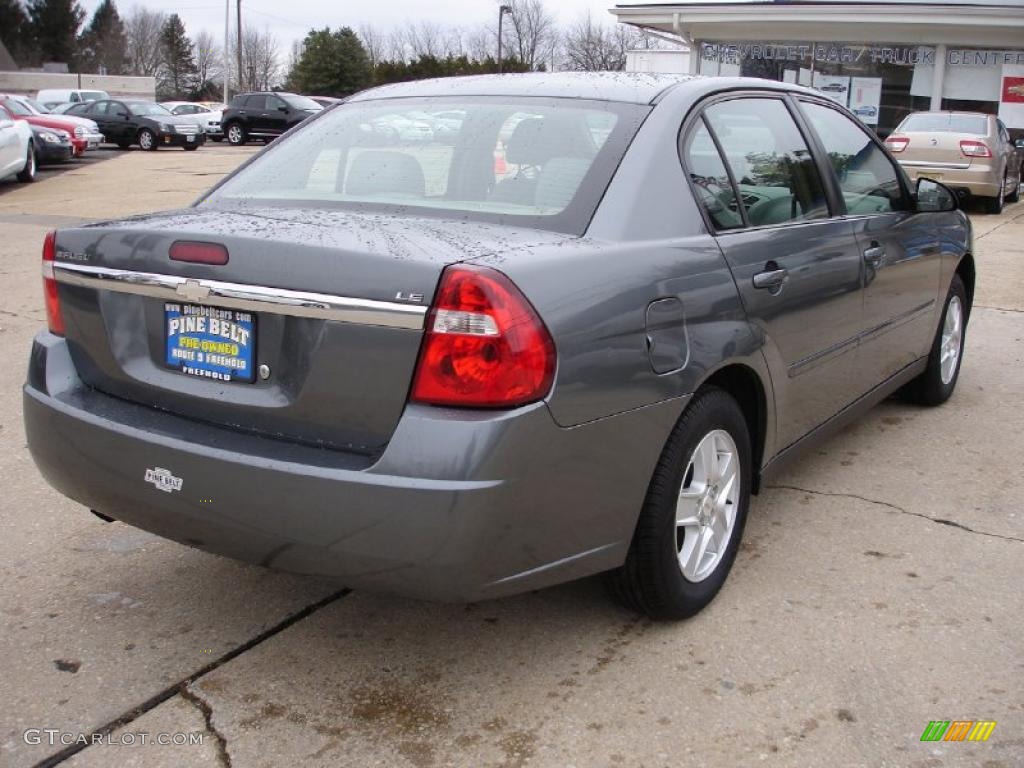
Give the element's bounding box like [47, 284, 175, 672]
[901, 162, 1002, 198]
[24, 332, 682, 601]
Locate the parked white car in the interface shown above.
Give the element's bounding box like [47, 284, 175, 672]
[0, 111, 36, 182]
[160, 101, 225, 140]
[36, 88, 109, 111]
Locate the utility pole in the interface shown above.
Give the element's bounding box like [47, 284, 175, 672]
[497, 5, 511, 73]
[223, 0, 230, 102]
[236, 0, 243, 92]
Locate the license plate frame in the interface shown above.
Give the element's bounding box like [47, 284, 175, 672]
[164, 303, 256, 383]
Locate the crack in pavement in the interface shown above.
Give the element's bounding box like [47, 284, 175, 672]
[975, 208, 1024, 241]
[975, 304, 1024, 314]
[181, 684, 231, 768]
[30, 588, 350, 768]
[768, 484, 1024, 543]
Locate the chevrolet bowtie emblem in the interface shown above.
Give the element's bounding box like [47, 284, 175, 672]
[176, 279, 211, 303]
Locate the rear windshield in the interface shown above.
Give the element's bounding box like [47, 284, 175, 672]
[898, 113, 988, 135]
[203, 96, 648, 235]
[81, 91, 107, 102]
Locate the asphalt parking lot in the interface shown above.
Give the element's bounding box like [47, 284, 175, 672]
[1, 147, 1022, 768]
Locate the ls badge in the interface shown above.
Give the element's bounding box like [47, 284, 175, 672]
[145, 467, 183, 493]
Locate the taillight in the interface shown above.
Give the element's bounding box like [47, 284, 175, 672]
[170, 240, 229, 265]
[959, 140, 992, 158]
[885, 136, 909, 153]
[41, 230, 64, 335]
[411, 265, 556, 408]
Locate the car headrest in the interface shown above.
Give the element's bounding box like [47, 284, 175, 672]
[505, 117, 585, 166]
[345, 150, 425, 198]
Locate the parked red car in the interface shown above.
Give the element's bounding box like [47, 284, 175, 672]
[0, 99, 89, 156]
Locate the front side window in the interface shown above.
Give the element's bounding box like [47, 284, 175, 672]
[266, 95, 286, 111]
[683, 120, 743, 230]
[703, 98, 829, 227]
[282, 94, 322, 112]
[204, 97, 644, 235]
[801, 101, 905, 215]
[128, 103, 171, 116]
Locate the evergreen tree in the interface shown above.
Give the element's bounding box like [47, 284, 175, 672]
[157, 13, 198, 100]
[0, 0, 31, 66]
[287, 27, 371, 97]
[77, 0, 127, 74]
[26, 0, 84, 66]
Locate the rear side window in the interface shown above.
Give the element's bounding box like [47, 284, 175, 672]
[683, 121, 743, 230]
[801, 102, 905, 215]
[229, 95, 247, 107]
[704, 98, 829, 227]
[245, 95, 266, 110]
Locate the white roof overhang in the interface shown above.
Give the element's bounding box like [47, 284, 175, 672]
[609, 3, 1024, 48]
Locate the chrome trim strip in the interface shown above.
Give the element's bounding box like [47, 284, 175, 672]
[901, 161, 971, 170]
[51, 262, 427, 330]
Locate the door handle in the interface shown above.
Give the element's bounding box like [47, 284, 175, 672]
[864, 245, 886, 267]
[752, 267, 789, 292]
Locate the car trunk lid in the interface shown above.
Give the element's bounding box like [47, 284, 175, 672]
[52, 207, 571, 454]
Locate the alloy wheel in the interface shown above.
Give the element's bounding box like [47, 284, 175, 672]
[940, 295, 963, 385]
[228, 125, 242, 144]
[675, 429, 740, 583]
[139, 131, 153, 150]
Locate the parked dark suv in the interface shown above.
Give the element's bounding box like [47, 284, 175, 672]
[221, 92, 323, 145]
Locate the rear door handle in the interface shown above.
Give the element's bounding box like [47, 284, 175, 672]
[864, 245, 886, 266]
[752, 267, 789, 292]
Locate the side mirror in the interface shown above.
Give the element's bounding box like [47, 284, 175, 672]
[1015, 138, 1024, 150]
[277, 105, 289, 113]
[916, 177, 958, 213]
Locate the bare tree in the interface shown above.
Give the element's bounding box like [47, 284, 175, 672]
[384, 28, 409, 63]
[407, 21, 447, 59]
[358, 23, 385, 68]
[237, 25, 281, 92]
[562, 13, 632, 72]
[124, 5, 165, 76]
[193, 29, 221, 90]
[501, 0, 558, 71]
[465, 23, 497, 63]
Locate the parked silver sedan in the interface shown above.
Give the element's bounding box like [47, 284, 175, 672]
[24, 74, 972, 619]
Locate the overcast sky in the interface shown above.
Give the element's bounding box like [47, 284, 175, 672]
[78, 0, 633, 52]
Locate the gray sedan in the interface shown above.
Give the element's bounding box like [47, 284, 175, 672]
[24, 73, 972, 619]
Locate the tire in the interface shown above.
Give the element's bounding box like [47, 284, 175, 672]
[609, 388, 752, 620]
[1007, 167, 1021, 204]
[16, 143, 36, 182]
[901, 274, 968, 406]
[138, 129, 157, 151]
[226, 122, 246, 146]
[984, 174, 1005, 214]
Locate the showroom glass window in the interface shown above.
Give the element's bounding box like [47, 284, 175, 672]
[703, 98, 829, 226]
[801, 101, 905, 214]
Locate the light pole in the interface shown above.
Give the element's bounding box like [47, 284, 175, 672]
[497, 4, 512, 73]
[223, 0, 230, 103]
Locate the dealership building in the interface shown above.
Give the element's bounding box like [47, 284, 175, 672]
[612, 0, 1024, 137]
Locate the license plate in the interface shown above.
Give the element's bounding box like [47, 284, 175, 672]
[165, 303, 255, 383]
[187, 135, 195, 142]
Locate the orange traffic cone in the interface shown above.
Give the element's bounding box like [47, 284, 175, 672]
[494, 140, 507, 177]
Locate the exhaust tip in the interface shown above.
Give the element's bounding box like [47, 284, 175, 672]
[90, 509, 116, 523]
